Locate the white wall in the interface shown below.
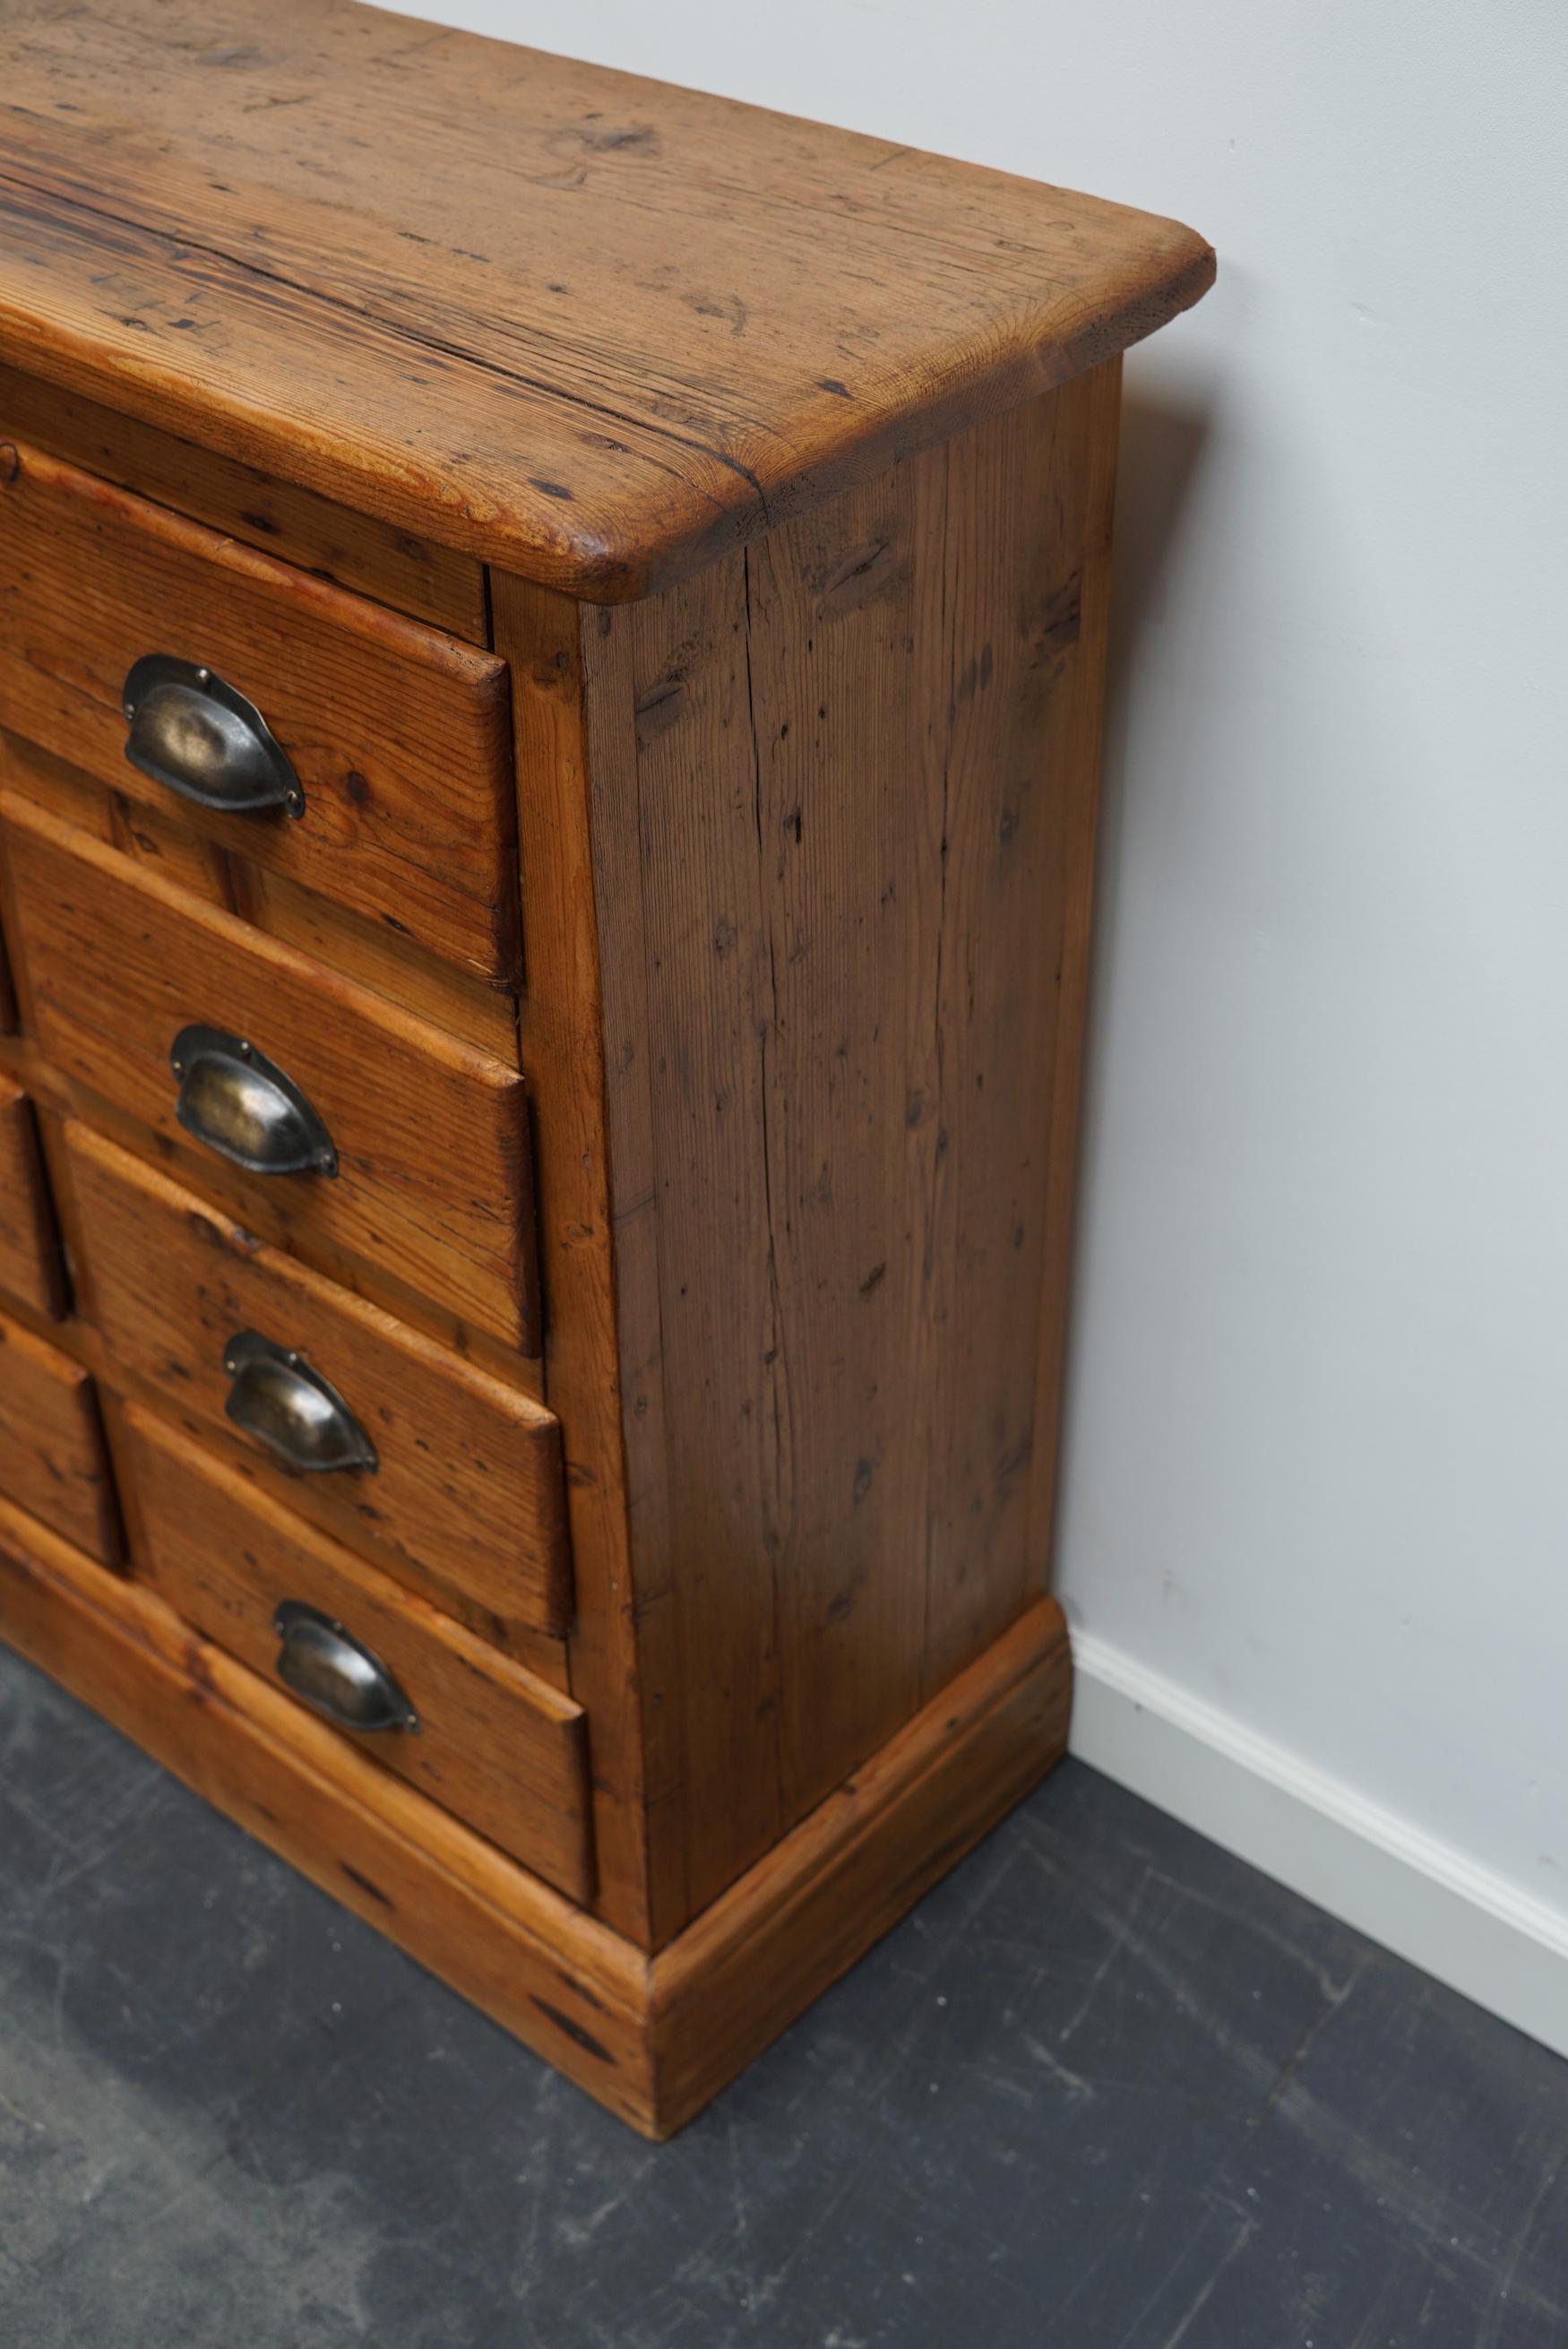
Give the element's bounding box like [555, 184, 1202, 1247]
[402, 0, 1568, 2039]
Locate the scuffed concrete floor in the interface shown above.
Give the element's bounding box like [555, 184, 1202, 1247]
[1, 1644, 1564, 2347]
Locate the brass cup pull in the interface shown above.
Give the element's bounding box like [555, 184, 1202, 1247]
[223, 1330, 378, 1475]
[122, 655, 305, 819]
[170, 1024, 337, 1178]
[272, 1602, 418, 1735]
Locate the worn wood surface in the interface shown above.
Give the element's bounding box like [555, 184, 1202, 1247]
[0, 1306, 118, 1561]
[61, 1120, 571, 1644]
[494, 573, 673, 1946]
[582, 373, 1118, 1923]
[0, 438, 517, 980]
[0, 1466, 1074, 2137]
[0, 793, 540, 1349]
[0, 359, 489, 639]
[0, 0, 1211, 595]
[0, 1488, 657, 2127]
[0, 1167, 564, 1688]
[0, 0, 1219, 2129]
[0, 1026, 543, 1392]
[0, 728, 519, 1056]
[649, 1597, 1071, 2134]
[0, 1067, 65, 1316]
[122, 1403, 592, 1900]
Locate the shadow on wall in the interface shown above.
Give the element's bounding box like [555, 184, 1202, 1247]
[1107, 388, 1216, 662]
[1047, 379, 1219, 1566]
[1088, 381, 1219, 1091]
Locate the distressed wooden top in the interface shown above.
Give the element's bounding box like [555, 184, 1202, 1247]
[0, 0, 1213, 598]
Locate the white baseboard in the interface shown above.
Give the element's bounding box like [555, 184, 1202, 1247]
[1068, 1628, 1568, 2063]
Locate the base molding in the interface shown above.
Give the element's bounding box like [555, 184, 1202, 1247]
[1071, 1628, 1568, 2064]
[650, 1602, 1071, 2131]
[0, 1490, 1070, 2136]
[0, 1491, 658, 2120]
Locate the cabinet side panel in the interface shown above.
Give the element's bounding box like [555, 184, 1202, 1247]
[590, 367, 1121, 1927]
[588, 554, 790, 1924]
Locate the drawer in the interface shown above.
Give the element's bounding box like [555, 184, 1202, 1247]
[0, 439, 517, 983]
[0, 1071, 65, 1316]
[2, 795, 539, 1349]
[122, 1403, 593, 1904]
[0, 1308, 118, 1562]
[0, 360, 490, 644]
[63, 1120, 571, 1641]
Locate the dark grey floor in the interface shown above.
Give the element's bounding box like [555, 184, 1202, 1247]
[1, 1646, 1564, 2349]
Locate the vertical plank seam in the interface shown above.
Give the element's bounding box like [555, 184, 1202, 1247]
[487, 562, 551, 1635]
[740, 542, 789, 1840]
[919, 437, 954, 1704]
[616, 603, 690, 1938]
[583, 602, 659, 1934]
[499, 576, 657, 1937]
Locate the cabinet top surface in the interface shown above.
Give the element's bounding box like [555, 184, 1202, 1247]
[0, 0, 1212, 598]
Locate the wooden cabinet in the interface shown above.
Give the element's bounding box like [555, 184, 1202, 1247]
[0, 0, 1211, 2136]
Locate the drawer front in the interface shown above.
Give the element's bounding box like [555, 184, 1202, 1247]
[64, 1120, 571, 1640]
[2, 795, 539, 1349]
[0, 362, 490, 643]
[0, 439, 517, 982]
[123, 1404, 592, 1903]
[0, 1308, 117, 1562]
[0, 1071, 65, 1316]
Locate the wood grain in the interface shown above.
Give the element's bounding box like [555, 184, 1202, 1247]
[649, 1597, 1071, 2135]
[495, 574, 672, 1945]
[0, 0, 1211, 595]
[0, 1306, 118, 1561]
[0, 727, 519, 1057]
[0, 437, 517, 980]
[0, 1025, 546, 1393]
[0, 358, 489, 639]
[0, 1067, 65, 1315]
[0, 898, 13, 1032]
[0, 1131, 564, 1684]
[581, 376, 1116, 1922]
[0, 1488, 657, 2129]
[121, 1403, 592, 1900]
[61, 1119, 571, 1640]
[0, 792, 540, 1349]
[0, 1472, 1069, 2136]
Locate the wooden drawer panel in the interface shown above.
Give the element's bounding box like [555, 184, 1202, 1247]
[0, 1308, 117, 1561]
[0, 730, 521, 1065]
[63, 1120, 570, 1641]
[2, 795, 539, 1349]
[0, 439, 517, 983]
[0, 362, 491, 643]
[0, 1070, 65, 1316]
[122, 1403, 593, 1903]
